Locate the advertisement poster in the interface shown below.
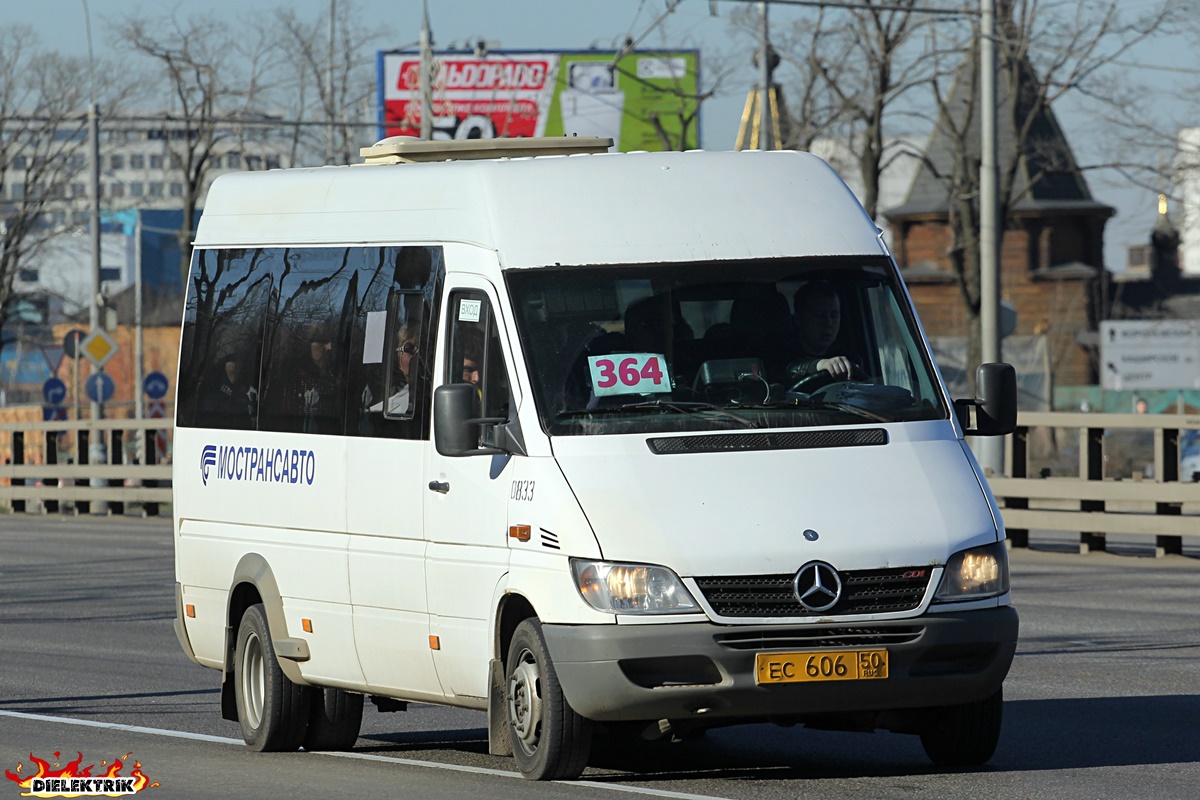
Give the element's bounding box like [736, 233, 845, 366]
[378, 49, 701, 151]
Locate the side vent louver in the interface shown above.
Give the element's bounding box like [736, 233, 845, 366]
[539, 529, 561, 550]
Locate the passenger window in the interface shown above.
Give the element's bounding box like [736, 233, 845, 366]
[178, 248, 272, 430]
[445, 291, 511, 420]
[258, 249, 353, 435]
[344, 246, 442, 439]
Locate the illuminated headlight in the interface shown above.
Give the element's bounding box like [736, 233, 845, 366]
[570, 560, 699, 614]
[934, 542, 1010, 602]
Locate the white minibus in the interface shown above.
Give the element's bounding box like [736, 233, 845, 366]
[173, 136, 1018, 780]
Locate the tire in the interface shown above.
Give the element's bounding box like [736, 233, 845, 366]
[303, 689, 364, 751]
[506, 618, 593, 780]
[233, 603, 311, 752]
[919, 688, 1003, 767]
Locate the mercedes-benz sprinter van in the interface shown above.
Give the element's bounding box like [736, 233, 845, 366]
[173, 136, 1018, 780]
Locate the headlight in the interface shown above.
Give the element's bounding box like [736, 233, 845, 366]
[570, 559, 699, 614]
[934, 542, 1010, 602]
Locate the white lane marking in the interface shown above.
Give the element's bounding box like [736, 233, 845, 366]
[0, 710, 239, 744]
[0, 710, 731, 800]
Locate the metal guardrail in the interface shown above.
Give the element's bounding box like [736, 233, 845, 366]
[3, 412, 1197, 553]
[996, 411, 1200, 556]
[0, 418, 173, 517]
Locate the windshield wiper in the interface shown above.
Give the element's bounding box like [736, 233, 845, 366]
[739, 399, 891, 423]
[557, 400, 759, 429]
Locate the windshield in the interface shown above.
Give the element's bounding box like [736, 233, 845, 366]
[506, 257, 947, 436]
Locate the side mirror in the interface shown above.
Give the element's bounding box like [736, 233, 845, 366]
[433, 384, 523, 457]
[954, 362, 1017, 436]
[434, 384, 483, 456]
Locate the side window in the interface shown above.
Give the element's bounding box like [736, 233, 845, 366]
[345, 246, 442, 440]
[177, 248, 272, 430]
[445, 291, 511, 420]
[258, 248, 354, 435]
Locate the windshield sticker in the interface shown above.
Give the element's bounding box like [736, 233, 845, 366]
[588, 353, 671, 396]
[458, 298, 482, 322]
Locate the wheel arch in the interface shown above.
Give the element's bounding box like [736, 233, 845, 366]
[225, 553, 311, 687]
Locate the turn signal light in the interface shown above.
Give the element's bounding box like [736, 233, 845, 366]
[509, 525, 531, 542]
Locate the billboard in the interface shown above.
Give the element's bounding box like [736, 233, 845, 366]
[378, 49, 701, 151]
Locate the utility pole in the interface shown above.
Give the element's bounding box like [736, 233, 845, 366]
[758, 2, 773, 150]
[83, 0, 108, 512]
[419, 0, 433, 140]
[327, 0, 335, 163]
[978, 0, 1002, 476]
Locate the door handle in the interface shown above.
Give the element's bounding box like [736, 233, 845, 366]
[428, 480, 450, 494]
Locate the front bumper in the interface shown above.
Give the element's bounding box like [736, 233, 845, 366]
[542, 606, 1018, 722]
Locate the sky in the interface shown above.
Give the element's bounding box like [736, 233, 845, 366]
[8, 0, 1194, 274]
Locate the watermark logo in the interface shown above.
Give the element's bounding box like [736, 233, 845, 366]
[6, 752, 158, 797]
[200, 445, 217, 486]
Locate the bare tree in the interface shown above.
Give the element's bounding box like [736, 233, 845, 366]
[731, 2, 937, 218]
[273, 0, 388, 166]
[0, 27, 90, 350]
[112, 12, 283, 282]
[921, 0, 1179, 376]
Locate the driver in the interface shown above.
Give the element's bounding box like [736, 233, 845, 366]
[788, 281, 857, 381]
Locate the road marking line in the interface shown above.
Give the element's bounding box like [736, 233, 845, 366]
[0, 710, 730, 800]
[0, 710, 239, 744]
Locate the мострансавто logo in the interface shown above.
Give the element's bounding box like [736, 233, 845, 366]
[200, 444, 316, 487]
[6, 752, 158, 796]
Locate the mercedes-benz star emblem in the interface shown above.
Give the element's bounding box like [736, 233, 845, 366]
[793, 561, 842, 612]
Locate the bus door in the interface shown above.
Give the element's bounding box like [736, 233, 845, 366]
[425, 276, 517, 699]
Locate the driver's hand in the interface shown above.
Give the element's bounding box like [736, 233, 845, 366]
[816, 356, 855, 379]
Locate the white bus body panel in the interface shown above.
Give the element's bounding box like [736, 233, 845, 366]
[550, 420, 997, 582]
[196, 151, 885, 266]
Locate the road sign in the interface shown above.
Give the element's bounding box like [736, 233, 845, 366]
[63, 329, 86, 358]
[42, 377, 67, 405]
[85, 372, 115, 403]
[1100, 320, 1200, 391]
[81, 329, 118, 368]
[144, 371, 169, 400]
[42, 406, 67, 422]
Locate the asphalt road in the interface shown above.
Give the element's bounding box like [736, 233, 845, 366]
[1, 515, 1198, 799]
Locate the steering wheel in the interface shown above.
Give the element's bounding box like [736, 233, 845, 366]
[788, 368, 849, 394]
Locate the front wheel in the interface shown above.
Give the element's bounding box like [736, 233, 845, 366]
[919, 688, 1003, 767]
[506, 618, 593, 780]
[234, 603, 311, 752]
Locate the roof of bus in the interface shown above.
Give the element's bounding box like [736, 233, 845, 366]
[194, 149, 886, 267]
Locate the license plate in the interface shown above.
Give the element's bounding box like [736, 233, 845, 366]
[755, 649, 889, 684]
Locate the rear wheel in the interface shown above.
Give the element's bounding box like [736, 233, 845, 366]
[234, 603, 311, 752]
[919, 688, 1003, 767]
[303, 689, 364, 751]
[506, 618, 593, 780]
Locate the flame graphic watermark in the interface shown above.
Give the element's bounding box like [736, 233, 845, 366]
[5, 752, 158, 797]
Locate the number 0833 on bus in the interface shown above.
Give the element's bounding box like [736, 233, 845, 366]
[756, 649, 889, 684]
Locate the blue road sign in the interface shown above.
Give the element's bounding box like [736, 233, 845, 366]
[85, 372, 115, 403]
[42, 377, 67, 405]
[144, 371, 169, 400]
[42, 406, 67, 422]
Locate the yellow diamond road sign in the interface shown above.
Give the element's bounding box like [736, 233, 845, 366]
[81, 329, 118, 368]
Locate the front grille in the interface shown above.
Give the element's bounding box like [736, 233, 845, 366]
[714, 626, 923, 650]
[694, 567, 932, 618]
